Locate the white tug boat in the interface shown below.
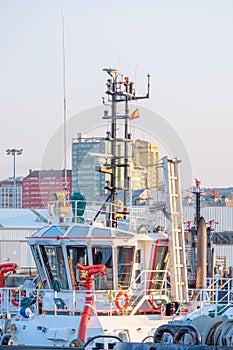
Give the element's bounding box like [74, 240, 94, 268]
[0, 69, 189, 348]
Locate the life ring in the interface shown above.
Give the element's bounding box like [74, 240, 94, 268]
[115, 291, 130, 311]
[11, 290, 25, 307]
[173, 326, 201, 345]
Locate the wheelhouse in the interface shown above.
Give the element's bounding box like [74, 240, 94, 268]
[28, 223, 168, 294]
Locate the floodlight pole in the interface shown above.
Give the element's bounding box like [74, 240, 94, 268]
[6, 148, 23, 208]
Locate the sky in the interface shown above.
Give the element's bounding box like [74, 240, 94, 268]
[1, 0, 233, 189]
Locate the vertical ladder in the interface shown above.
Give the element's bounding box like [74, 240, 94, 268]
[163, 156, 188, 302]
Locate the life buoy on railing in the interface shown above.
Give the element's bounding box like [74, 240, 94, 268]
[115, 291, 130, 311]
[11, 290, 25, 307]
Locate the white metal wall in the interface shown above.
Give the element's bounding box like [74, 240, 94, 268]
[183, 205, 233, 231]
[0, 228, 38, 268]
[214, 245, 233, 268]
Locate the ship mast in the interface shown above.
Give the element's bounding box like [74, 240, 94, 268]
[61, 0, 68, 195]
[102, 68, 150, 227]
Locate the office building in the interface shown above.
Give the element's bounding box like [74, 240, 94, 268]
[0, 178, 23, 208]
[72, 134, 111, 201]
[22, 169, 72, 208]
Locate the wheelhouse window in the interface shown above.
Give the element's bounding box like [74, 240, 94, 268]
[40, 245, 68, 289]
[31, 245, 48, 287]
[67, 246, 88, 289]
[117, 246, 135, 289]
[92, 247, 113, 290]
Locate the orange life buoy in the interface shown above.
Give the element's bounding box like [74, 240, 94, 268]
[115, 291, 130, 311]
[11, 290, 25, 307]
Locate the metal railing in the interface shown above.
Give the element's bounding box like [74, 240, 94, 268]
[128, 269, 171, 315]
[0, 270, 172, 317]
[6, 275, 232, 319]
[177, 277, 233, 319]
[47, 199, 165, 231]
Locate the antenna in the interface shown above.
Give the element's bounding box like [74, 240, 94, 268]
[103, 68, 150, 102]
[62, 0, 67, 195]
[147, 73, 151, 98]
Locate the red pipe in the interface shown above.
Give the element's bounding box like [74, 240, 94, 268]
[0, 263, 18, 288]
[77, 263, 107, 344]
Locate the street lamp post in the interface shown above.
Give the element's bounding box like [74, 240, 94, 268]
[6, 148, 23, 208]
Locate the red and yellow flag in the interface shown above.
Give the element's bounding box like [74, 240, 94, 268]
[129, 108, 140, 120]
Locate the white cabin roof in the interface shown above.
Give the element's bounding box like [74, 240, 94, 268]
[0, 209, 49, 228]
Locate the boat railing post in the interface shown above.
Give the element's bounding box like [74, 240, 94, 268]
[72, 290, 76, 315]
[54, 290, 57, 315]
[0, 288, 2, 314]
[144, 271, 147, 294]
[215, 276, 219, 317]
[110, 202, 113, 227]
[227, 278, 230, 305]
[231, 278, 233, 303]
[75, 200, 77, 223]
[108, 289, 114, 316]
[165, 270, 169, 295]
[6, 288, 9, 314]
[8, 288, 12, 313]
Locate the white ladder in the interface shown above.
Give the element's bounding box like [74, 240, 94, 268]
[163, 156, 188, 302]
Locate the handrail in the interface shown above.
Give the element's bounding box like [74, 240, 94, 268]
[0, 270, 172, 317]
[128, 269, 171, 315]
[47, 199, 165, 229]
[175, 277, 233, 319]
[5, 276, 233, 319]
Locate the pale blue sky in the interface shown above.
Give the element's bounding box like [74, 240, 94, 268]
[1, 0, 233, 188]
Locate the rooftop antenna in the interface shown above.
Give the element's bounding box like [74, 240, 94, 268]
[62, 0, 67, 195]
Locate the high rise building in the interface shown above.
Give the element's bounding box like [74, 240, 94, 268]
[22, 169, 72, 208]
[72, 134, 111, 201]
[134, 140, 159, 190]
[0, 178, 23, 208]
[72, 134, 159, 202]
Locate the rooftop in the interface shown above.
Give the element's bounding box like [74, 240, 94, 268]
[0, 209, 49, 228]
